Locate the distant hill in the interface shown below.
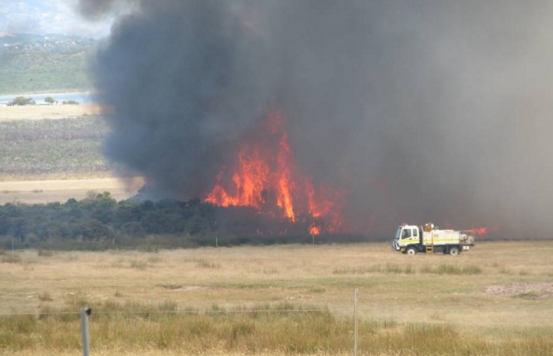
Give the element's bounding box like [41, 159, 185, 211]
[0, 32, 45, 45]
[0, 33, 95, 95]
[0, 32, 90, 46]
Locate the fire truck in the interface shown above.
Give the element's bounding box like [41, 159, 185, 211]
[392, 223, 475, 255]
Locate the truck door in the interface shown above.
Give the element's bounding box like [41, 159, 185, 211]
[401, 228, 411, 241]
[401, 228, 417, 244]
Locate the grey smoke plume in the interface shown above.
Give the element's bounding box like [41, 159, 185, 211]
[81, 0, 553, 238]
[77, 0, 119, 20]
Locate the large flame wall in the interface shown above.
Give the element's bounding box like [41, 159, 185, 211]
[205, 112, 344, 234]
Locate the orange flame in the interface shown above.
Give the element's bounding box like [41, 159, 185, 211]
[205, 145, 269, 207]
[205, 111, 344, 233]
[468, 227, 488, 235]
[275, 131, 296, 222]
[309, 225, 321, 235]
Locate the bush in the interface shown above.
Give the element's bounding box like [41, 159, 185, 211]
[7, 96, 35, 106]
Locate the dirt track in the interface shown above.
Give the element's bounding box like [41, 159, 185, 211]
[0, 177, 143, 204]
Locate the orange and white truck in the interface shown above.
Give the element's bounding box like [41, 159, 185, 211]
[392, 223, 475, 255]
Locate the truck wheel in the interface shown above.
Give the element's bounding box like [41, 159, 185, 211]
[449, 246, 460, 256]
[406, 246, 417, 255]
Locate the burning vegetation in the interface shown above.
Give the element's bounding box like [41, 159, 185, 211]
[205, 111, 345, 235]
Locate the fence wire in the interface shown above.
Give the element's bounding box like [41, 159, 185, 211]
[0, 304, 551, 317]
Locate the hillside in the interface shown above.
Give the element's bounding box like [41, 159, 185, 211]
[0, 51, 92, 94]
[0, 33, 94, 95]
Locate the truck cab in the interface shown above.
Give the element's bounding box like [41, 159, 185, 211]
[393, 224, 421, 254]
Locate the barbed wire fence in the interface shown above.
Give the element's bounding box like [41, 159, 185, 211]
[0, 289, 552, 356]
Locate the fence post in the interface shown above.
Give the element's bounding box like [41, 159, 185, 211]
[354, 289, 358, 356]
[81, 307, 92, 356]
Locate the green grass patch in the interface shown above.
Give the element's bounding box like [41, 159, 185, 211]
[37, 249, 53, 257]
[333, 264, 414, 275]
[37, 292, 53, 302]
[420, 264, 482, 275]
[0, 51, 92, 95]
[1, 252, 22, 263]
[515, 291, 541, 300]
[129, 259, 148, 270]
[0, 116, 108, 177]
[195, 258, 221, 269]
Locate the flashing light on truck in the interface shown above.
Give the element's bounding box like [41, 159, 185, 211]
[392, 223, 475, 255]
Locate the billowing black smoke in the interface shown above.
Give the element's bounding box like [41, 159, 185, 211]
[80, 0, 553, 238]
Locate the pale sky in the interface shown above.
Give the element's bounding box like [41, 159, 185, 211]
[0, 0, 113, 38]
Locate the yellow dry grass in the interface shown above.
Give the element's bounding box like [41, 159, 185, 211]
[0, 177, 143, 204]
[0, 105, 101, 121]
[3, 352, 355, 356]
[1, 241, 552, 354]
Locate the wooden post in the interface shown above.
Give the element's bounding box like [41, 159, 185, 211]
[81, 307, 91, 356]
[354, 289, 358, 356]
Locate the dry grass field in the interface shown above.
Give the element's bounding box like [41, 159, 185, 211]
[1, 241, 552, 355]
[0, 177, 143, 204]
[0, 105, 101, 121]
[0, 104, 144, 203]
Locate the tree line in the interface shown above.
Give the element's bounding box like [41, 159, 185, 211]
[0, 192, 366, 250]
[6, 96, 79, 106]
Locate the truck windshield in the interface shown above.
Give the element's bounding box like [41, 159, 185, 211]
[395, 228, 401, 240]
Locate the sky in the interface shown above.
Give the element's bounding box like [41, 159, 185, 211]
[0, 0, 112, 38]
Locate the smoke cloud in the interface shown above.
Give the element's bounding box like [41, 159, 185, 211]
[81, 0, 553, 238]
